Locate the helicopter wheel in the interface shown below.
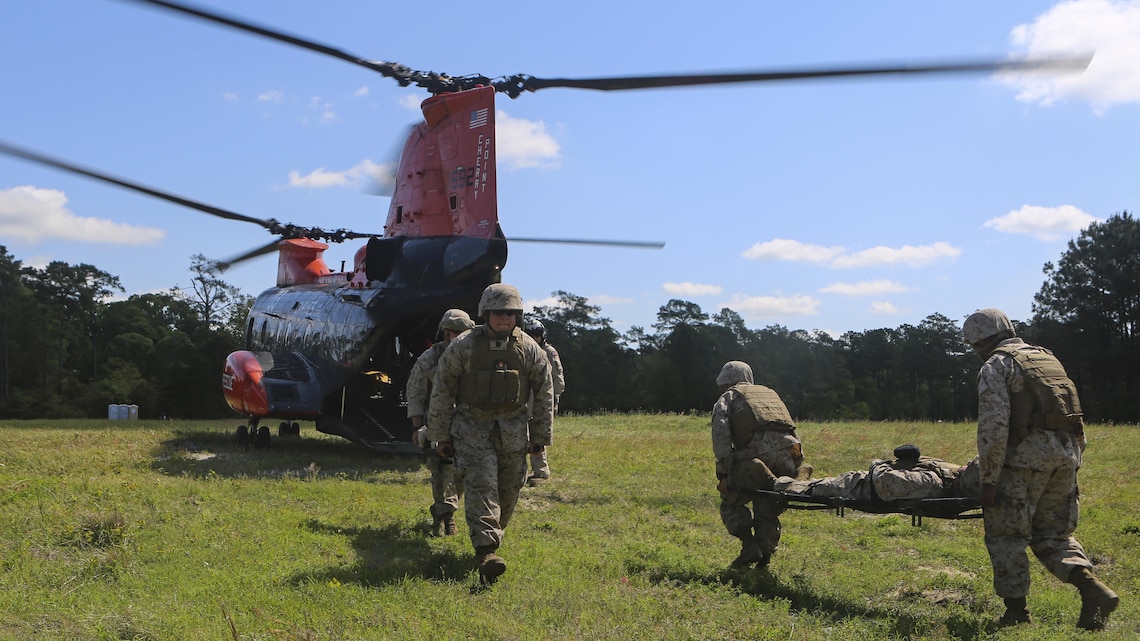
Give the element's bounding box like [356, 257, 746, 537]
[278, 421, 290, 437]
[254, 425, 271, 450]
[235, 424, 250, 449]
[290, 421, 301, 436]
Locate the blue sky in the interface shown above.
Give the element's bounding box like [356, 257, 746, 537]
[2, 0, 1138, 336]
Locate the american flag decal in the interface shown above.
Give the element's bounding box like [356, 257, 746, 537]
[469, 107, 489, 129]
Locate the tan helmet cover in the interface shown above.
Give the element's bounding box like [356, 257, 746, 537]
[716, 361, 754, 387]
[962, 308, 1014, 345]
[438, 308, 475, 333]
[478, 283, 524, 317]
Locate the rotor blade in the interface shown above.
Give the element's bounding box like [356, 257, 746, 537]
[210, 240, 282, 272]
[519, 55, 1094, 93]
[0, 140, 275, 229]
[121, 0, 418, 81]
[508, 237, 665, 249]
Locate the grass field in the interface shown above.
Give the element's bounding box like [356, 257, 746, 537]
[0, 416, 1135, 640]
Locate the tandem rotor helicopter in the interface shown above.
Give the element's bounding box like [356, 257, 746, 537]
[0, 0, 1089, 452]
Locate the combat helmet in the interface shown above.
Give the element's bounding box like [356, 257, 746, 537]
[438, 308, 475, 333]
[477, 283, 524, 317]
[716, 361, 754, 387]
[962, 308, 1015, 345]
[525, 319, 547, 342]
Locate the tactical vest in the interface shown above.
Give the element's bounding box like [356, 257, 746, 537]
[992, 343, 1084, 448]
[456, 327, 531, 412]
[729, 384, 796, 448]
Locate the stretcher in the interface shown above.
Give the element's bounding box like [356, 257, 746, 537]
[740, 488, 983, 527]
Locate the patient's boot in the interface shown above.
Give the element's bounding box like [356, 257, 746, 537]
[744, 459, 778, 491]
[994, 597, 1031, 627]
[1070, 566, 1119, 631]
[729, 536, 765, 569]
[795, 463, 814, 481]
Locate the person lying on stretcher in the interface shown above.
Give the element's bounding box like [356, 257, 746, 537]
[769, 444, 982, 502]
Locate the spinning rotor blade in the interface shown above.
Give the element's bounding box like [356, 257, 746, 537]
[0, 140, 270, 229]
[0, 141, 381, 244]
[508, 237, 665, 249]
[120, 0, 1091, 97]
[210, 239, 282, 272]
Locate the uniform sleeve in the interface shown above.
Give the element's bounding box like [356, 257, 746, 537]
[426, 340, 466, 442]
[404, 348, 434, 419]
[711, 392, 734, 479]
[547, 345, 566, 396]
[976, 354, 1014, 485]
[527, 343, 555, 445]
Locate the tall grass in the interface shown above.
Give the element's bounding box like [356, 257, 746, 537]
[0, 416, 1135, 640]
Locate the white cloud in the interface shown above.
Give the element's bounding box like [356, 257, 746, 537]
[820, 280, 913, 296]
[983, 204, 1098, 240]
[718, 293, 821, 318]
[496, 111, 560, 170]
[287, 159, 395, 190]
[1001, 0, 1140, 112]
[589, 294, 634, 306]
[354, 86, 369, 97]
[831, 242, 961, 268]
[222, 92, 239, 103]
[869, 301, 907, 315]
[663, 282, 723, 296]
[257, 90, 284, 104]
[0, 186, 165, 244]
[398, 93, 427, 111]
[741, 238, 845, 263]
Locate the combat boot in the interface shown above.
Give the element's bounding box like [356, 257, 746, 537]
[729, 537, 765, 569]
[994, 597, 1031, 628]
[443, 513, 458, 536]
[1070, 566, 1119, 631]
[475, 545, 507, 585]
[795, 463, 814, 481]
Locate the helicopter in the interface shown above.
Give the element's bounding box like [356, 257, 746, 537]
[0, 0, 1091, 452]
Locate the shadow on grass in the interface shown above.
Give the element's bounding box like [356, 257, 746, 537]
[625, 559, 992, 641]
[150, 429, 425, 479]
[291, 519, 474, 588]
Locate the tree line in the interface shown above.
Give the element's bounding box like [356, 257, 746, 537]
[2, 212, 1137, 423]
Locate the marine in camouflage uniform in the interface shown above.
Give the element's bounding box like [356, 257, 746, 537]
[963, 308, 1118, 631]
[406, 309, 475, 537]
[427, 284, 554, 585]
[525, 320, 564, 483]
[711, 360, 809, 569]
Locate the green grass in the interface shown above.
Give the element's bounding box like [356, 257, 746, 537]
[0, 416, 1135, 640]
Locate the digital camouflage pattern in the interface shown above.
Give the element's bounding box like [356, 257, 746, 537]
[712, 381, 804, 557]
[406, 342, 460, 518]
[426, 324, 553, 549]
[529, 342, 564, 479]
[976, 336, 1092, 599]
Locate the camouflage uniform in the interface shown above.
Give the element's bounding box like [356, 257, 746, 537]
[712, 361, 805, 566]
[406, 341, 461, 529]
[426, 324, 554, 553]
[528, 341, 564, 480]
[976, 337, 1092, 598]
[965, 307, 1118, 630]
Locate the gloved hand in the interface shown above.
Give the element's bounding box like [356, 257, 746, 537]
[413, 426, 429, 449]
[717, 478, 730, 497]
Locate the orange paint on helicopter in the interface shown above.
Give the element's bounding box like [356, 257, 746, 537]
[222, 350, 270, 416]
[276, 238, 332, 287]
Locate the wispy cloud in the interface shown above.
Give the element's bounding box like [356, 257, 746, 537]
[664, 282, 723, 296]
[983, 204, 1098, 240]
[820, 280, 914, 296]
[1001, 0, 1140, 113]
[718, 293, 821, 318]
[743, 238, 960, 269]
[742, 238, 845, 263]
[257, 90, 284, 104]
[287, 159, 395, 190]
[0, 186, 165, 244]
[869, 301, 908, 315]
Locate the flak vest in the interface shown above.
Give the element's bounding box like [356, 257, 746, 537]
[729, 384, 796, 448]
[992, 343, 1085, 451]
[456, 327, 531, 413]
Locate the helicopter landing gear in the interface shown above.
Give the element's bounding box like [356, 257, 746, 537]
[235, 420, 272, 449]
[277, 421, 301, 437]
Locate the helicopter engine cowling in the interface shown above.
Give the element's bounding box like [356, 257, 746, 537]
[222, 350, 324, 418]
